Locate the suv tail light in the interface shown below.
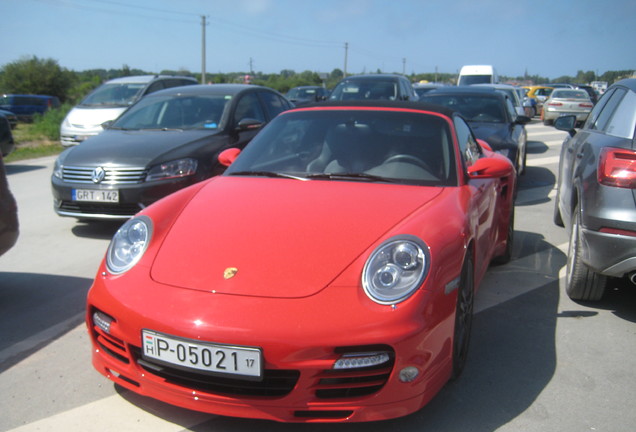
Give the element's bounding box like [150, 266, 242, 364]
[598, 147, 636, 188]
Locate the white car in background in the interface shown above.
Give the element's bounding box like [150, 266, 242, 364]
[60, 75, 197, 146]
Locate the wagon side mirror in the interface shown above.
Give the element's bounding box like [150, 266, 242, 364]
[101, 120, 115, 129]
[236, 118, 264, 132]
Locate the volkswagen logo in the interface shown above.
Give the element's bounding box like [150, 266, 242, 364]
[91, 167, 106, 184]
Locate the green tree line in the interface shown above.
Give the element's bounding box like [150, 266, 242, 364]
[2, 56, 633, 105]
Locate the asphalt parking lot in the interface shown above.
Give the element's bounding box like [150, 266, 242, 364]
[0, 119, 635, 431]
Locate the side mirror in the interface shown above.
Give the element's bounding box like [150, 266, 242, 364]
[467, 156, 514, 179]
[476, 138, 493, 152]
[218, 148, 241, 167]
[236, 118, 264, 132]
[101, 120, 114, 129]
[554, 115, 577, 137]
[515, 115, 531, 125]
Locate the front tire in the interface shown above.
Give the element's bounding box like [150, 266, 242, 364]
[565, 205, 607, 301]
[452, 254, 474, 379]
[553, 191, 564, 227]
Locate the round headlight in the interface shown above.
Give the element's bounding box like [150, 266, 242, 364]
[362, 236, 429, 305]
[106, 216, 152, 274]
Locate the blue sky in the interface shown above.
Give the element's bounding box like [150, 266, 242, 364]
[1, 0, 634, 79]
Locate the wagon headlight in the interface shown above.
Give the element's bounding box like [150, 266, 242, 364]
[52, 159, 63, 179]
[106, 216, 152, 274]
[362, 236, 429, 304]
[146, 158, 197, 182]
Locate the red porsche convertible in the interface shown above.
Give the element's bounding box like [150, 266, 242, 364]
[87, 101, 516, 422]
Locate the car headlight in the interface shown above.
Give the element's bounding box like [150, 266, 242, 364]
[362, 235, 429, 304]
[145, 158, 197, 182]
[106, 216, 152, 274]
[52, 158, 63, 179]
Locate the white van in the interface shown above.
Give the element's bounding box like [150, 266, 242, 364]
[60, 75, 197, 146]
[457, 65, 499, 86]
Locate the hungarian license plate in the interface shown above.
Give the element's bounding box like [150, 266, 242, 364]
[141, 330, 263, 379]
[72, 189, 119, 203]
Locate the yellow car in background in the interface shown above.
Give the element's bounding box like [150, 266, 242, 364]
[523, 86, 553, 114]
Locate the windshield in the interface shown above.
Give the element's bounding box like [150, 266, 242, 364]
[329, 80, 398, 101]
[80, 83, 148, 107]
[112, 94, 231, 130]
[225, 109, 457, 186]
[551, 90, 589, 100]
[287, 88, 317, 99]
[458, 75, 492, 86]
[422, 94, 505, 123]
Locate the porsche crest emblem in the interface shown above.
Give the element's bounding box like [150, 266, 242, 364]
[223, 267, 238, 279]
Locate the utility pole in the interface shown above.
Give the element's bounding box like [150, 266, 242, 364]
[344, 42, 348, 77]
[402, 58, 406, 75]
[201, 15, 207, 84]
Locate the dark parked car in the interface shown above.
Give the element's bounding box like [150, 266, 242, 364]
[0, 153, 19, 257]
[285, 86, 329, 106]
[413, 82, 444, 98]
[420, 87, 530, 174]
[51, 84, 292, 220]
[0, 114, 15, 156]
[0, 94, 61, 121]
[329, 74, 419, 102]
[575, 84, 599, 105]
[553, 78, 636, 301]
[0, 109, 17, 129]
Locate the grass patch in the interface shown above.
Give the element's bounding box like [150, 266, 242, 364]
[5, 141, 65, 163]
[5, 106, 71, 163]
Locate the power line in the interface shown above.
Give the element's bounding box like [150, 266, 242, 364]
[29, 0, 197, 24]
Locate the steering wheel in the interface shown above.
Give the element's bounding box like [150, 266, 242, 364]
[384, 154, 431, 171]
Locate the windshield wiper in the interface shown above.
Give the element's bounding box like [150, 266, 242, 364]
[228, 171, 308, 181]
[306, 172, 399, 183]
[142, 127, 184, 131]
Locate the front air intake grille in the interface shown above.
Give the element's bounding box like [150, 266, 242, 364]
[62, 166, 147, 184]
[90, 321, 131, 365]
[313, 347, 395, 399]
[59, 201, 142, 217]
[133, 348, 299, 398]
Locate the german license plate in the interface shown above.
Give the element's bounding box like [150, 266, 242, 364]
[141, 330, 263, 379]
[72, 189, 119, 203]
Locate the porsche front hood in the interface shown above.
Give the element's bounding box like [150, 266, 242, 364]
[150, 177, 442, 298]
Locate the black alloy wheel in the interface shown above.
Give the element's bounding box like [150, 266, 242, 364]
[452, 253, 475, 379]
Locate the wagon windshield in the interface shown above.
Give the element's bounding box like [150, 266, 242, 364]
[226, 109, 458, 186]
[111, 94, 230, 131]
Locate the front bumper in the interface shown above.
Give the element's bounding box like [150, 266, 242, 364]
[543, 109, 590, 122]
[87, 266, 457, 422]
[51, 175, 199, 220]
